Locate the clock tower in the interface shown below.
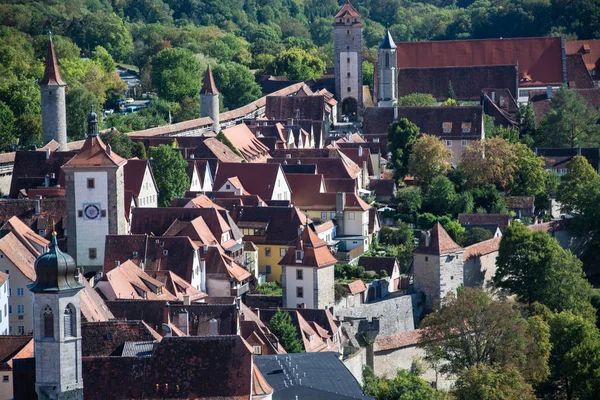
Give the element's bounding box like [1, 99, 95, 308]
[62, 107, 127, 273]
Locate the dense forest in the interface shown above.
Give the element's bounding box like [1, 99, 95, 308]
[1, 0, 600, 149]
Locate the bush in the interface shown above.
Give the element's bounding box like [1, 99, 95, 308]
[335, 283, 350, 301]
[380, 269, 389, 278]
[255, 282, 282, 295]
[417, 213, 437, 230]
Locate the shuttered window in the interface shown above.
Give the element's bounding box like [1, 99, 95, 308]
[43, 306, 53, 339]
[64, 306, 75, 337]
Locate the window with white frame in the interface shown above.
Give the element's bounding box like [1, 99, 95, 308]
[461, 140, 468, 147]
[321, 212, 327, 220]
[17, 325, 24, 335]
[253, 346, 262, 355]
[265, 247, 271, 257]
[16, 288, 24, 296]
[446, 140, 452, 147]
[330, 212, 336, 219]
[461, 122, 472, 133]
[17, 304, 24, 315]
[280, 248, 287, 257]
[348, 212, 355, 220]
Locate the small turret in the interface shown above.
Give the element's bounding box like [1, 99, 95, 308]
[40, 33, 67, 151]
[87, 105, 99, 138]
[200, 65, 220, 133]
[377, 29, 398, 106]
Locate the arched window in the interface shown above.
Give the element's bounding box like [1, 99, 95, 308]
[385, 53, 390, 68]
[43, 305, 53, 339]
[64, 305, 76, 337]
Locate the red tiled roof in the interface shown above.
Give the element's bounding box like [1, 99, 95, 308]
[279, 226, 337, 268]
[214, 162, 284, 200]
[145, 270, 208, 301]
[200, 65, 219, 95]
[347, 279, 367, 295]
[222, 124, 271, 162]
[395, 37, 564, 87]
[40, 37, 65, 86]
[566, 54, 595, 89]
[127, 118, 213, 137]
[4, 215, 49, 253]
[335, 0, 361, 19]
[0, 271, 7, 287]
[368, 179, 396, 198]
[0, 232, 37, 281]
[504, 196, 535, 210]
[0, 336, 34, 369]
[124, 159, 152, 197]
[416, 223, 463, 255]
[62, 135, 126, 168]
[286, 173, 325, 199]
[463, 237, 501, 261]
[566, 39, 600, 76]
[253, 364, 274, 396]
[182, 195, 225, 210]
[79, 273, 115, 322]
[374, 330, 423, 352]
[265, 95, 326, 122]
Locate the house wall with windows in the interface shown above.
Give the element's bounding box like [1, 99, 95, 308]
[283, 266, 316, 309]
[137, 166, 158, 208]
[344, 210, 369, 237]
[271, 167, 291, 201]
[0, 274, 8, 335]
[0, 262, 34, 335]
[256, 244, 288, 283]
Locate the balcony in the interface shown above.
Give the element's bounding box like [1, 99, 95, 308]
[231, 282, 249, 297]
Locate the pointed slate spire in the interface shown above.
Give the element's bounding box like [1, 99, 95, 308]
[200, 65, 219, 95]
[40, 33, 65, 86]
[379, 29, 397, 49]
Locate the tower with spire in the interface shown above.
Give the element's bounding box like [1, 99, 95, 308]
[61, 106, 127, 273]
[377, 29, 398, 106]
[40, 34, 68, 151]
[333, 0, 363, 121]
[200, 65, 220, 133]
[29, 233, 84, 400]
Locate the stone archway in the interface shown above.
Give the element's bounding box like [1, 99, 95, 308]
[341, 97, 358, 121]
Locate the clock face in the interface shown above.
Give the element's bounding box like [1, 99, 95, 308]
[83, 203, 101, 220]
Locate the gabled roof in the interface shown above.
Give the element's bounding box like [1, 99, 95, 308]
[0, 336, 34, 369]
[81, 320, 162, 357]
[379, 29, 396, 49]
[203, 246, 251, 282]
[504, 196, 535, 210]
[221, 124, 271, 162]
[124, 159, 155, 197]
[62, 135, 126, 169]
[0, 232, 37, 281]
[190, 137, 244, 163]
[213, 162, 285, 200]
[79, 273, 114, 322]
[232, 206, 308, 245]
[145, 270, 208, 301]
[334, 0, 361, 19]
[358, 256, 399, 277]
[293, 192, 370, 211]
[3, 215, 49, 254]
[458, 213, 511, 232]
[265, 95, 326, 122]
[182, 195, 225, 210]
[566, 54, 595, 89]
[200, 65, 219, 95]
[285, 173, 325, 198]
[395, 36, 564, 87]
[566, 39, 600, 76]
[415, 223, 463, 255]
[368, 179, 396, 198]
[279, 226, 337, 268]
[40, 37, 65, 86]
[463, 237, 502, 261]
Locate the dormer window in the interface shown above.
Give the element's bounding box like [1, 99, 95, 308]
[442, 122, 452, 133]
[309, 335, 314, 343]
[462, 122, 472, 133]
[295, 250, 304, 263]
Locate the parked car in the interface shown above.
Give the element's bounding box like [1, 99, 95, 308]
[125, 98, 134, 103]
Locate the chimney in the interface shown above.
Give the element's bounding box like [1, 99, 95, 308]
[547, 87, 553, 99]
[425, 231, 431, 247]
[45, 148, 51, 160]
[287, 118, 294, 126]
[335, 192, 346, 235]
[358, 146, 363, 157]
[190, 153, 195, 159]
[394, 106, 398, 120]
[44, 174, 50, 188]
[177, 308, 189, 335]
[209, 318, 219, 335]
[115, 260, 120, 269]
[296, 160, 301, 165]
[107, 144, 112, 155]
[35, 199, 40, 215]
[183, 295, 190, 306]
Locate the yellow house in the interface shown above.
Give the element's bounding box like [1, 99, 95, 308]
[234, 206, 308, 283]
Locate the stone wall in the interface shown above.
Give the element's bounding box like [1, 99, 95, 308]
[316, 265, 335, 309]
[343, 347, 367, 385]
[413, 253, 440, 310]
[244, 294, 282, 309]
[464, 251, 498, 289]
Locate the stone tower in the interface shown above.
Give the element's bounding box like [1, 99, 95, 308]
[40, 35, 68, 151]
[377, 29, 398, 106]
[413, 223, 464, 310]
[29, 233, 84, 400]
[200, 65, 220, 133]
[333, 0, 363, 120]
[62, 107, 128, 273]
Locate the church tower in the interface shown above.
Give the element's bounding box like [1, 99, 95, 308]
[29, 233, 84, 400]
[377, 29, 398, 106]
[62, 107, 127, 273]
[200, 65, 220, 133]
[40, 35, 68, 151]
[333, 0, 363, 120]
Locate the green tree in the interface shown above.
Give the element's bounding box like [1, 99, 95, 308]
[148, 144, 189, 207]
[453, 365, 535, 400]
[151, 48, 201, 102]
[537, 86, 600, 148]
[268, 310, 303, 353]
[470, 185, 508, 214]
[494, 223, 595, 319]
[460, 227, 493, 247]
[387, 118, 419, 180]
[0, 101, 17, 151]
[408, 134, 451, 186]
[267, 47, 325, 80]
[395, 93, 436, 107]
[508, 144, 546, 196]
[447, 80, 456, 100]
[100, 129, 134, 159]
[419, 288, 550, 381]
[66, 84, 100, 140]
[363, 60, 374, 90]
[213, 62, 262, 110]
[516, 102, 535, 138]
[92, 46, 116, 73]
[216, 131, 243, 158]
[417, 213, 437, 230]
[78, 12, 134, 61]
[547, 311, 600, 400]
[425, 176, 457, 216]
[461, 137, 517, 189]
[0, 78, 42, 147]
[441, 219, 465, 243]
[362, 366, 440, 400]
[557, 156, 600, 214]
[395, 186, 422, 222]
[134, 141, 147, 159]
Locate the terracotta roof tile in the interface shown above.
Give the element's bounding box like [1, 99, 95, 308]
[62, 136, 126, 169]
[504, 196, 535, 210]
[145, 270, 207, 301]
[265, 95, 326, 122]
[566, 39, 600, 77]
[0, 336, 34, 369]
[347, 279, 367, 295]
[0, 232, 37, 280]
[200, 65, 219, 95]
[335, 0, 361, 19]
[566, 54, 595, 89]
[0, 271, 7, 287]
[232, 206, 308, 245]
[374, 329, 422, 352]
[124, 159, 153, 197]
[213, 162, 284, 200]
[279, 226, 337, 268]
[368, 179, 396, 198]
[79, 273, 114, 322]
[463, 237, 502, 261]
[40, 38, 65, 86]
[126, 118, 213, 137]
[416, 223, 463, 255]
[222, 124, 271, 162]
[81, 320, 162, 357]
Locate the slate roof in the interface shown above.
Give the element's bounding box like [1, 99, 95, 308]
[255, 352, 372, 400]
[458, 213, 511, 232]
[8, 150, 76, 198]
[213, 162, 285, 199]
[362, 106, 483, 140]
[504, 196, 535, 211]
[416, 223, 463, 255]
[61, 135, 126, 168]
[232, 206, 308, 245]
[379, 29, 396, 49]
[265, 95, 326, 122]
[395, 37, 565, 87]
[0, 336, 34, 371]
[200, 65, 219, 95]
[82, 320, 162, 357]
[358, 256, 398, 277]
[82, 336, 253, 400]
[397, 64, 519, 101]
[279, 226, 337, 268]
[40, 37, 65, 86]
[368, 179, 396, 198]
[566, 54, 595, 88]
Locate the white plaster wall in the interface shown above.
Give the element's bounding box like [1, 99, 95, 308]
[190, 251, 203, 292]
[343, 347, 367, 385]
[138, 166, 158, 208]
[0, 279, 9, 335]
[202, 165, 213, 191]
[271, 167, 291, 201]
[284, 265, 315, 309]
[74, 171, 108, 267]
[189, 167, 202, 192]
[340, 52, 359, 102]
[0, 257, 34, 334]
[344, 210, 369, 236]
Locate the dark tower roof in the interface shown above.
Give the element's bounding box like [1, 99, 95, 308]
[40, 36, 65, 86]
[88, 105, 99, 138]
[29, 234, 83, 293]
[200, 65, 219, 95]
[379, 29, 397, 50]
[415, 223, 463, 255]
[335, 0, 361, 19]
